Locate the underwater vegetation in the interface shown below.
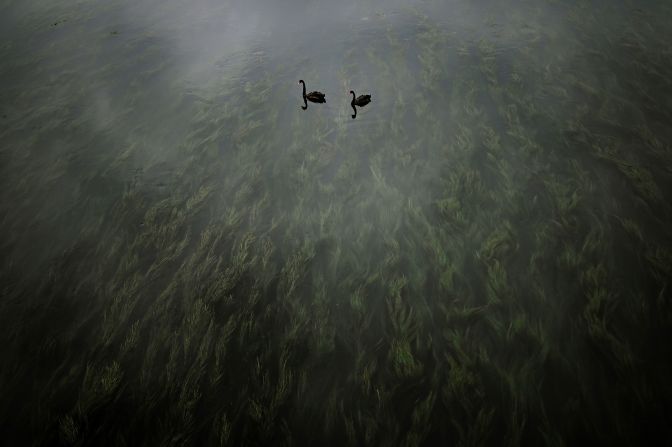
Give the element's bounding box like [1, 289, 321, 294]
[1, 0, 671, 445]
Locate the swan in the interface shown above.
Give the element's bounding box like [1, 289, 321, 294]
[299, 80, 326, 103]
[350, 90, 371, 107]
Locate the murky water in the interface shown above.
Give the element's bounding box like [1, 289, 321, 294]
[2, 0, 671, 444]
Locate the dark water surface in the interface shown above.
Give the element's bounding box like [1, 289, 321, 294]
[1, 0, 672, 444]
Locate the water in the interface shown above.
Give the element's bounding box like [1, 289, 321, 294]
[1, 0, 672, 444]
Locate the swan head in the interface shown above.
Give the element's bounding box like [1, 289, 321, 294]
[298, 80, 305, 85]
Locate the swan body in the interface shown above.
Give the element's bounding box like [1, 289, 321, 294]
[350, 90, 371, 107]
[299, 80, 326, 103]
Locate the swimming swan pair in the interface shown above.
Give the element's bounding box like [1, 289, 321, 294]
[299, 80, 371, 118]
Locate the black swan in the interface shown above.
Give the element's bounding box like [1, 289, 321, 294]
[299, 80, 326, 103]
[350, 90, 371, 107]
